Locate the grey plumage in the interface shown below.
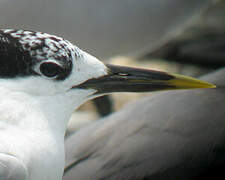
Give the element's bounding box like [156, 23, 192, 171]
[64, 68, 225, 180]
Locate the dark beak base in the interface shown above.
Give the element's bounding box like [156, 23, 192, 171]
[74, 64, 215, 94]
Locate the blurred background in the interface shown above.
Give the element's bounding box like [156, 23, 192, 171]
[1, 0, 225, 135]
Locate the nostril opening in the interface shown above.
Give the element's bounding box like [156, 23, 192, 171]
[116, 73, 129, 76]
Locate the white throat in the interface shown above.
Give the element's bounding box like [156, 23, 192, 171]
[0, 82, 95, 180]
[0, 84, 95, 136]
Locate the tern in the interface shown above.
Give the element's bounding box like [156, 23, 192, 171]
[0, 29, 215, 180]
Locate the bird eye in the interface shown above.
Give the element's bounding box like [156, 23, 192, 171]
[39, 62, 63, 78]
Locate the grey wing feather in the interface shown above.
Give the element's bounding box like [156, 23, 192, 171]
[0, 153, 28, 180]
[64, 68, 225, 180]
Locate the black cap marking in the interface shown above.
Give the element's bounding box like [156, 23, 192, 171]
[0, 29, 81, 80]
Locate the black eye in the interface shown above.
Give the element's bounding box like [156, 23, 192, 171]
[39, 62, 63, 78]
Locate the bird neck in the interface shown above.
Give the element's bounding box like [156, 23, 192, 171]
[0, 87, 90, 138]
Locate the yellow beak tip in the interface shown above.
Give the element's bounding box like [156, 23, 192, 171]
[169, 73, 217, 90]
[194, 82, 216, 89]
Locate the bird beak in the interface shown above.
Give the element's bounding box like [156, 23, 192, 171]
[75, 64, 216, 94]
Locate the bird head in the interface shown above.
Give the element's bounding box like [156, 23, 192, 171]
[0, 29, 215, 127]
[0, 29, 106, 96]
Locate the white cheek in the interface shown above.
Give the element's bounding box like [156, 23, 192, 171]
[0, 77, 67, 96]
[67, 50, 108, 86]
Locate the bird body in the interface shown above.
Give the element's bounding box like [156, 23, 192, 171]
[0, 29, 214, 180]
[64, 68, 224, 180]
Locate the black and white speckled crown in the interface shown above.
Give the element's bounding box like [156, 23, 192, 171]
[0, 29, 82, 80]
